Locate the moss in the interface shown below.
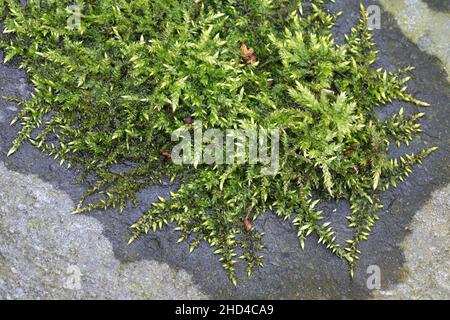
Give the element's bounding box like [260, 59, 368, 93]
[0, 0, 435, 284]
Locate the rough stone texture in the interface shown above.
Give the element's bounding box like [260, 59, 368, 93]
[369, 0, 450, 300]
[0, 0, 449, 299]
[0, 163, 208, 300]
[379, 0, 450, 82]
[373, 185, 450, 299]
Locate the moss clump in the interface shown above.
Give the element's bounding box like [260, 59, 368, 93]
[0, 0, 435, 284]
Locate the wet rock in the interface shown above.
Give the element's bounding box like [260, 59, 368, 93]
[373, 185, 450, 299]
[0, 0, 449, 299]
[378, 0, 450, 82]
[0, 162, 208, 300]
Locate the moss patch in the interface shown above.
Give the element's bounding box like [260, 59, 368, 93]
[0, 0, 435, 284]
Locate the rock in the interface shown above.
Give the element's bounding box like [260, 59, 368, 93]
[0, 162, 208, 300]
[0, 0, 449, 299]
[373, 185, 450, 300]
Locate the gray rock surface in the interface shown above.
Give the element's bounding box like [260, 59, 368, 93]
[379, 0, 450, 82]
[0, 0, 449, 299]
[0, 162, 208, 299]
[374, 185, 450, 299]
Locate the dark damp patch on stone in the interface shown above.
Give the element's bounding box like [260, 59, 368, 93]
[423, 0, 450, 13]
[1, 2, 449, 299]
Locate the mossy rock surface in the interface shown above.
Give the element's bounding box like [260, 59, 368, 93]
[0, 0, 449, 299]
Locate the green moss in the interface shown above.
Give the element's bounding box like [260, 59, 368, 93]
[0, 0, 435, 284]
